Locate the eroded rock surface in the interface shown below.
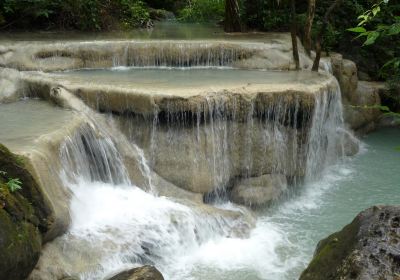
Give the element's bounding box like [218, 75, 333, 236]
[230, 174, 287, 208]
[300, 205, 400, 280]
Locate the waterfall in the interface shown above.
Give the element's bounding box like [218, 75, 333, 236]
[305, 81, 345, 181]
[59, 123, 130, 185]
[119, 79, 346, 197]
[35, 114, 254, 280]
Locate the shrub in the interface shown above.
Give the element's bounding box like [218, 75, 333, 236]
[178, 0, 224, 22]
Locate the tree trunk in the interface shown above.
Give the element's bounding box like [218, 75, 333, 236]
[312, 0, 342, 72]
[224, 0, 242, 32]
[304, 0, 316, 56]
[290, 0, 300, 70]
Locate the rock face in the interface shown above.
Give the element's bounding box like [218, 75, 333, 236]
[108, 266, 164, 280]
[300, 205, 400, 280]
[230, 174, 287, 208]
[329, 53, 383, 134]
[0, 144, 51, 280]
[343, 81, 383, 134]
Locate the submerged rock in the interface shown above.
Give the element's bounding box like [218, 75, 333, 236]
[230, 174, 287, 208]
[0, 144, 51, 280]
[300, 205, 400, 280]
[108, 266, 164, 280]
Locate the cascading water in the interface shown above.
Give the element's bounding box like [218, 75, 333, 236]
[305, 80, 346, 181]
[51, 118, 253, 280]
[119, 79, 347, 197]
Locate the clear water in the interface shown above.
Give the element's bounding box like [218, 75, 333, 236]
[53, 68, 327, 91]
[0, 99, 74, 151]
[164, 128, 400, 280]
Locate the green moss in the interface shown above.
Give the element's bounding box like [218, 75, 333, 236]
[0, 143, 51, 279]
[300, 217, 361, 280]
[0, 144, 51, 233]
[0, 207, 41, 279]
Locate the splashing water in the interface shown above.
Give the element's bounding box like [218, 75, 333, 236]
[47, 73, 358, 280]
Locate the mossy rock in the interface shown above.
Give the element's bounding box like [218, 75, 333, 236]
[108, 265, 164, 280]
[0, 143, 51, 279]
[0, 209, 41, 279]
[301, 206, 400, 280]
[300, 217, 360, 280]
[0, 144, 51, 233]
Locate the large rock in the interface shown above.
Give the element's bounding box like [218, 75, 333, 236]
[108, 266, 164, 280]
[300, 205, 400, 280]
[330, 53, 358, 103]
[230, 174, 287, 208]
[343, 81, 383, 134]
[0, 144, 51, 280]
[329, 53, 383, 134]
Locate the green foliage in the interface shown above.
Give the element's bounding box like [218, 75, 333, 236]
[178, 0, 224, 22]
[348, 0, 400, 114]
[0, 171, 22, 193]
[0, 0, 153, 30]
[120, 0, 150, 28]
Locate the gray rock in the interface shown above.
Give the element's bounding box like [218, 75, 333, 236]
[230, 174, 287, 208]
[107, 266, 164, 280]
[300, 205, 400, 280]
[339, 129, 360, 157]
[343, 81, 383, 133]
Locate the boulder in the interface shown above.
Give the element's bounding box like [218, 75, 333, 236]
[341, 59, 358, 103]
[300, 205, 400, 280]
[339, 129, 360, 157]
[0, 144, 51, 280]
[108, 266, 164, 280]
[230, 174, 287, 208]
[343, 81, 383, 134]
[330, 54, 358, 103]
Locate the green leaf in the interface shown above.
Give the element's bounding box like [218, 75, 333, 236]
[372, 6, 381, 16]
[363, 31, 380, 45]
[347, 27, 367, 33]
[388, 23, 400, 36]
[395, 146, 400, 152]
[6, 178, 22, 193]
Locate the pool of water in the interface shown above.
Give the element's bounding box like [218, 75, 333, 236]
[0, 99, 74, 151]
[161, 128, 400, 280]
[53, 68, 327, 91]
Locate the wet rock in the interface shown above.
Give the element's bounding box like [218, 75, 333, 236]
[0, 35, 313, 72]
[300, 205, 400, 280]
[343, 81, 383, 134]
[0, 144, 51, 280]
[119, 115, 304, 194]
[339, 129, 360, 157]
[0, 68, 25, 103]
[230, 174, 287, 208]
[108, 266, 164, 280]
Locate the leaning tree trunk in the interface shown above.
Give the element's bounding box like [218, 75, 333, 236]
[290, 0, 300, 70]
[224, 0, 242, 32]
[304, 0, 316, 56]
[312, 0, 342, 72]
